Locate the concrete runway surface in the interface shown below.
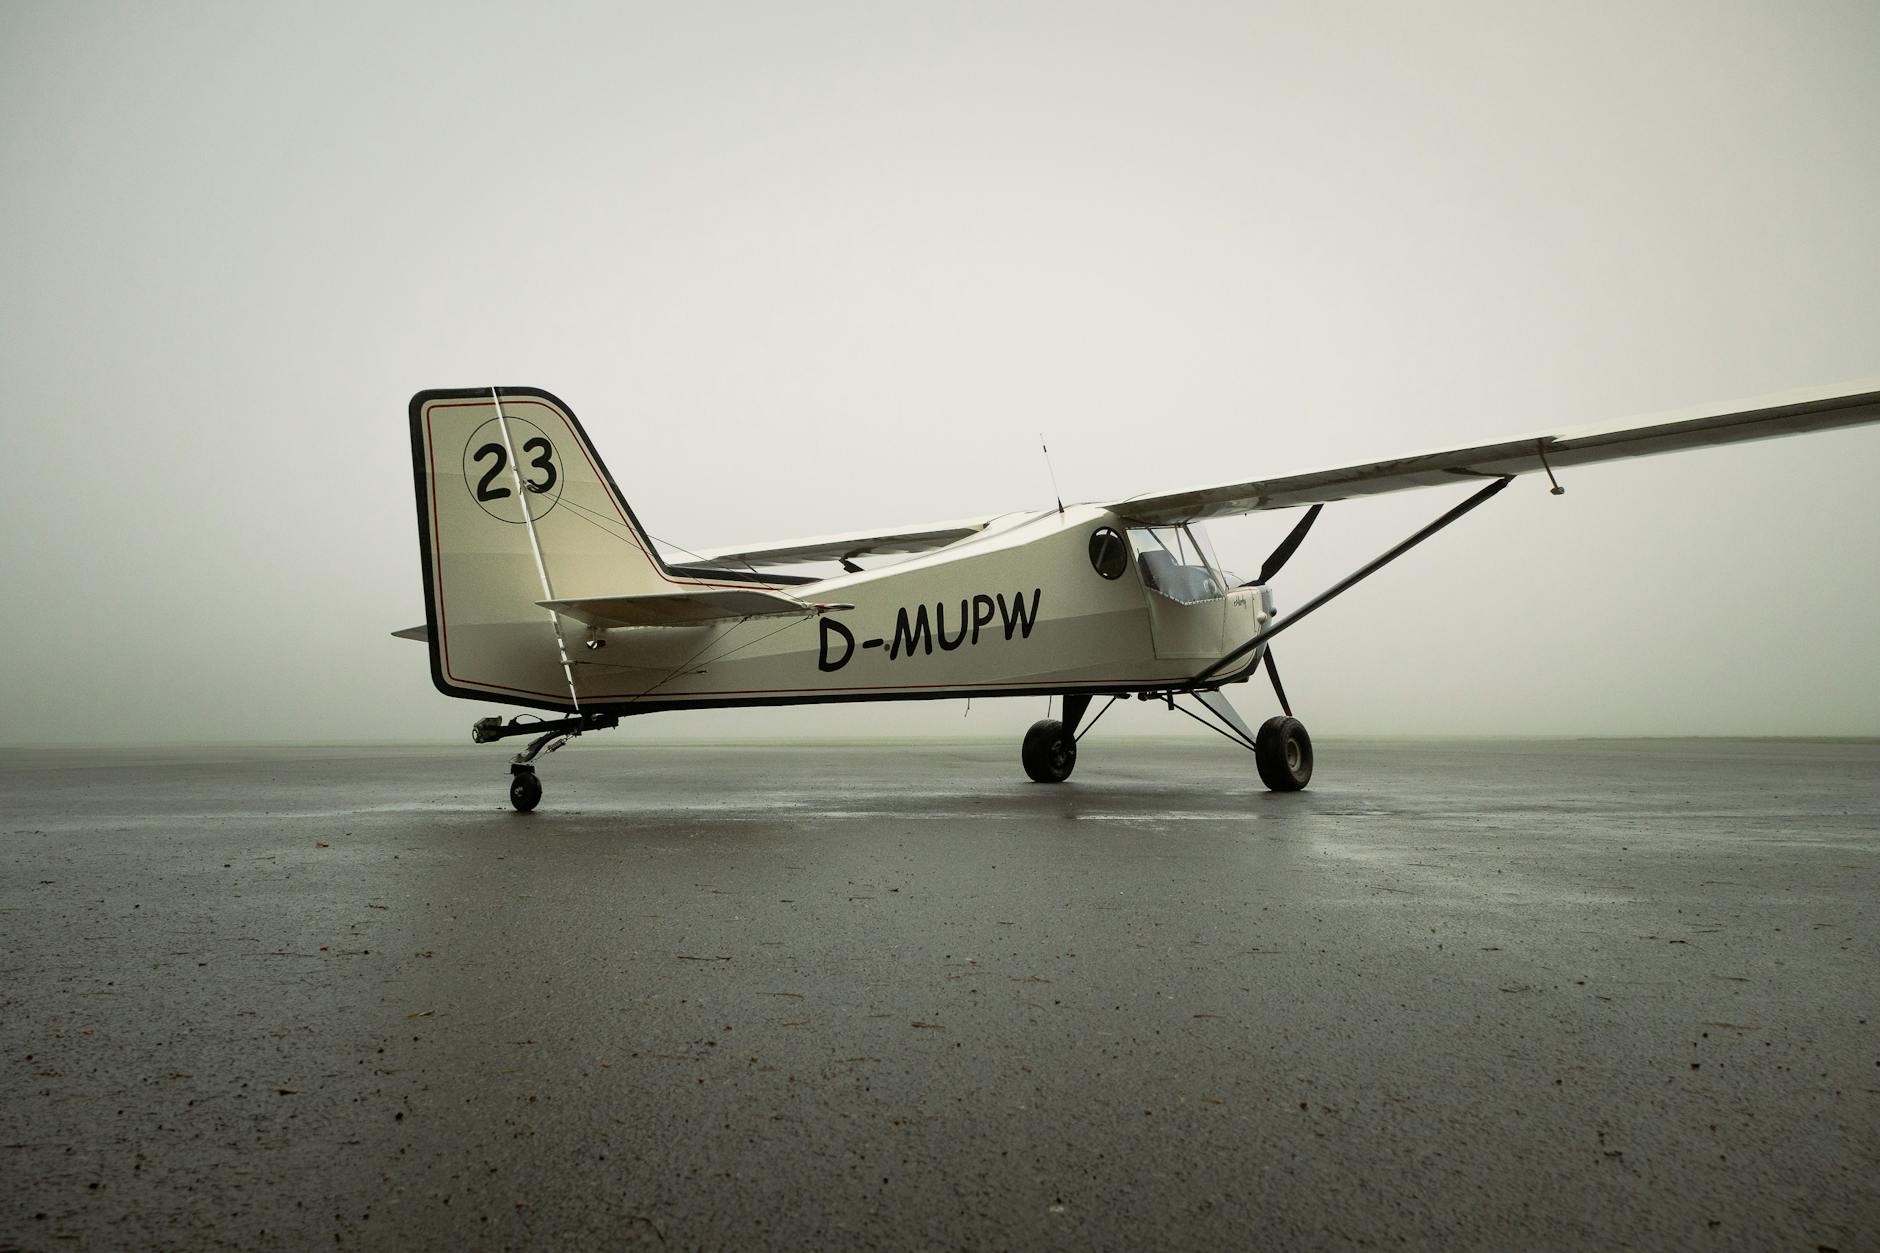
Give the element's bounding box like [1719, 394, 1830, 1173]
[2, 738, 1876, 1251]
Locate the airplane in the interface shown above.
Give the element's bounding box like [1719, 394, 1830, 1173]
[397, 384, 1880, 811]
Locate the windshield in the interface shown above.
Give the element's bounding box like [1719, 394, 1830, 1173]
[1128, 524, 1226, 604]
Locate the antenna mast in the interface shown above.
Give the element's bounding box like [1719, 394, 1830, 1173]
[1040, 433, 1065, 515]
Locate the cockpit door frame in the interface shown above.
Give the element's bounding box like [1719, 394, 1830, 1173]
[1129, 523, 1229, 660]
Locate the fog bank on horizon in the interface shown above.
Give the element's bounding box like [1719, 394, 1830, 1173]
[2, 1, 1876, 747]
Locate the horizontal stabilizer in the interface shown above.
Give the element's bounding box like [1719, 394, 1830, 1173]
[540, 588, 821, 628]
[391, 624, 430, 642]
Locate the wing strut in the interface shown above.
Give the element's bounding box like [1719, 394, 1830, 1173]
[1192, 475, 1515, 688]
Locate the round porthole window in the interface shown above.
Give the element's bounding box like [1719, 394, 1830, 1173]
[1088, 527, 1127, 580]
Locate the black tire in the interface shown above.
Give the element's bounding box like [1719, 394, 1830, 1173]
[509, 770, 543, 812]
[1021, 718, 1077, 783]
[1254, 716, 1313, 792]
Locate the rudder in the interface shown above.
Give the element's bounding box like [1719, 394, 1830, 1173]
[409, 387, 670, 708]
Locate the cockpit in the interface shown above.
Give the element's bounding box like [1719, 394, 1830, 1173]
[1128, 523, 1229, 604]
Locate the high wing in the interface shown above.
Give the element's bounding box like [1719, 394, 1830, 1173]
[679, 516, 999, 569]
[1111, 383, 1880, 524]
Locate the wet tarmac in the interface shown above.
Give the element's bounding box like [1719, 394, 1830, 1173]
[2, 738, 1876, 1251]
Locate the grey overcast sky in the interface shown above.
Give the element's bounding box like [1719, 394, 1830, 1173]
[2, 1, 1876, 746]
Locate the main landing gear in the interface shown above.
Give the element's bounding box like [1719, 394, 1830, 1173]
[1166, 688, 1314, 793]
[1020, 685, 1313, 792]
[471, 711, 619, 812]
[1253, 715, 1313, 791]
[1021, 719, 1077, 783]
[1021, 694, 1103, 784]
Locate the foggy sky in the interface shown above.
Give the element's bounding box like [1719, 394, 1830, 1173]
[2, 1, 1876, 746]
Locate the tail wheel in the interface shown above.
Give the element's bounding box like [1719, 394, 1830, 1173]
[1254, 716, 1313, 792]
[509, 769, 543, 812]
[1021, 719, 1077, 783]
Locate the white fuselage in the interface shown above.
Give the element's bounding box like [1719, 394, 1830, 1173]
[541, 507, 1263, 712]
[410, 389, 1265, 714]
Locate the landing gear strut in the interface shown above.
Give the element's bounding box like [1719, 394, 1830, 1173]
[471, 711, 619, 812]
[1145, 686, 1313, 793]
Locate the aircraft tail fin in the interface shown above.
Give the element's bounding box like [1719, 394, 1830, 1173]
[408, 387, 673, 708]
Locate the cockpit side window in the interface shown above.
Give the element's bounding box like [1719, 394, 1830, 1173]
[1127, 524, 1226, 604]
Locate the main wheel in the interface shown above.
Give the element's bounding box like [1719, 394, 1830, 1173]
[1021, 718, 1077, 783]
[1254, 716, 1313, 792]
[509, 770, 543, 812]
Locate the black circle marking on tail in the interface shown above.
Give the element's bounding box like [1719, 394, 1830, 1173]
[462, 416, 565, 523]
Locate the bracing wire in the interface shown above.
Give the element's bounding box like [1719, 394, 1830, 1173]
[492, 388, 581, 712]
[474, 438, 825, 703]
[543, 480, 787, 592]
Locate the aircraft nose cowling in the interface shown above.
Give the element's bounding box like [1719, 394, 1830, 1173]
[1220, 585, 1271, 673]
